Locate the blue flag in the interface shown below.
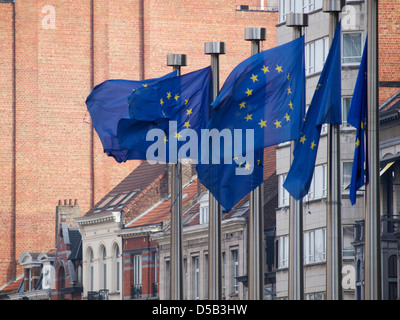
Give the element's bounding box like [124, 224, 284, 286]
[196, 37, 305, 211]
[117, 66, 212, 163]
[85, 71, 177, 163]
[348, 38, 368, 205]
[283, 22, 342, 201]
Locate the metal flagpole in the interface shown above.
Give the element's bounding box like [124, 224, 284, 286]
[365, 0, 381, 300]
[323, 0, 344, 301]
[204, 42, 226, 300]
[286, 13, 308, 301]
[244, 27, 266, 300]
[167, 53, 187, 300]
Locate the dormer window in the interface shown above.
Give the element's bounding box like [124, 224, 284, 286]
[198, 192, 209, 225]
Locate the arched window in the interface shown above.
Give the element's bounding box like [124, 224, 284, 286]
[113, 245, 120, 292]
[101, 246, 107, 289]
[88, 248, 94, 291]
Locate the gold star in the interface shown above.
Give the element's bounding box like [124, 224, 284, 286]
[245, 163, 251, 170]
[284, 113, 290, 122]
[274, 120, 282, 128]
[262, 65, 270, 73]
[361, 122, 364, 130]
[355, 138, 360, 147]
[186, 108, 193, 116]
[183, 121, 191, 129]
[238, 162, 243, 168]
[287, 86, 292, 95]
[163, 135, 168, 144]
[300, 135, 306, 144]
[175, 132, 182, 140]
[185, 99, 189, 105]
[315, 83, 322, 91]
[143, 84, 148, 87]
[258, 119, 267, 128]
[275, 65, 283, 73]
[162, 110, 166, 117]
[233, 156, 238, 161]
[287, 73, 290, 80]
[311, 141, 317, 150]
[257, 159, 261, 166]
[160, 98, 164, 106]
[166, 92, 171, 99]
[174, 94, 180, 101]
[239, 101, 246, 109]
[250, 74, 258, 83]
[245, 88, 253, 96]
[245, 114, 252, 121]
[289, 101, 293, 109]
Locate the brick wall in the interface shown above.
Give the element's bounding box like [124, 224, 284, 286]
[0, 0, 278, 286]
[379, 0, 400, 104]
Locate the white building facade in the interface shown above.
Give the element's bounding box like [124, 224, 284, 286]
[275, 0, 367, 299]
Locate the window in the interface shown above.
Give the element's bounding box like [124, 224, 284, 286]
[279, 0, 322, 22]
[231, 249, 239, 294]
[133, 255, 142, 288]
[222, 252, 226, 297]
[200, 207, 209, 224]
[342, 97, 352, 127]
[193, 256, 200, 299]
[277, 235, 289, 269]
[304, 228, 326, 264]
[343, 226, 355, 258]
[278, 174, 289, 207]
[343, 33, 363, 65]
[89, 248, 94, 291]
[113, 245, 120, 292]
[304, 164, 327, 201]
[342, 161, 353, 193]
[305, 37, 329, 76]
[101, 247, 107, 289]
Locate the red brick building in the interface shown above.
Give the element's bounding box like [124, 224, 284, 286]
[0, 0, 278, 286]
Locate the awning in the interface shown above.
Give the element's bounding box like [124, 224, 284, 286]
[380, 161, 395, 176]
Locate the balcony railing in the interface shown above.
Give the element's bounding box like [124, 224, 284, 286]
[381, 215, 400, 235]
[87, 289, 109, 300]
[131, 284, 142, 299]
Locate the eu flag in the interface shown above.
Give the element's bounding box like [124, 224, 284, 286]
[348, 38, 368, 205]
[283, 22, 342, 201]
[117, 66, 212, 163]
[196, 37, 305, 211]
[85, 71, 177, 163]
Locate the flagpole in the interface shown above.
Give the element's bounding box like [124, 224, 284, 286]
[204, 42, 226, 300]
[286, 13, 308, 301]
[167, 53, 187, 300]
[323, 0, 344, 301]
[365, 0, 381, 300]
[244, 27, 266, 300]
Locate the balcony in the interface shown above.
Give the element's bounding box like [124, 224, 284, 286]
[131, 284, 142, 299]
[87, 289, 109, 300]
[381, 215, 400, 236]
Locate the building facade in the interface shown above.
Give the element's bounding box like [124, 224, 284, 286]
[275, 0, 400, 300]
[0, 0, 279, 287]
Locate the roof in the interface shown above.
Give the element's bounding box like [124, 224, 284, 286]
[68, 229, 82, 260]
[85, 161, 167, 216]
[125, 178, 253, 231]
[380, 90, 400, 123]
[0, 275, 23, 295]
[126, 178, 199, 228]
